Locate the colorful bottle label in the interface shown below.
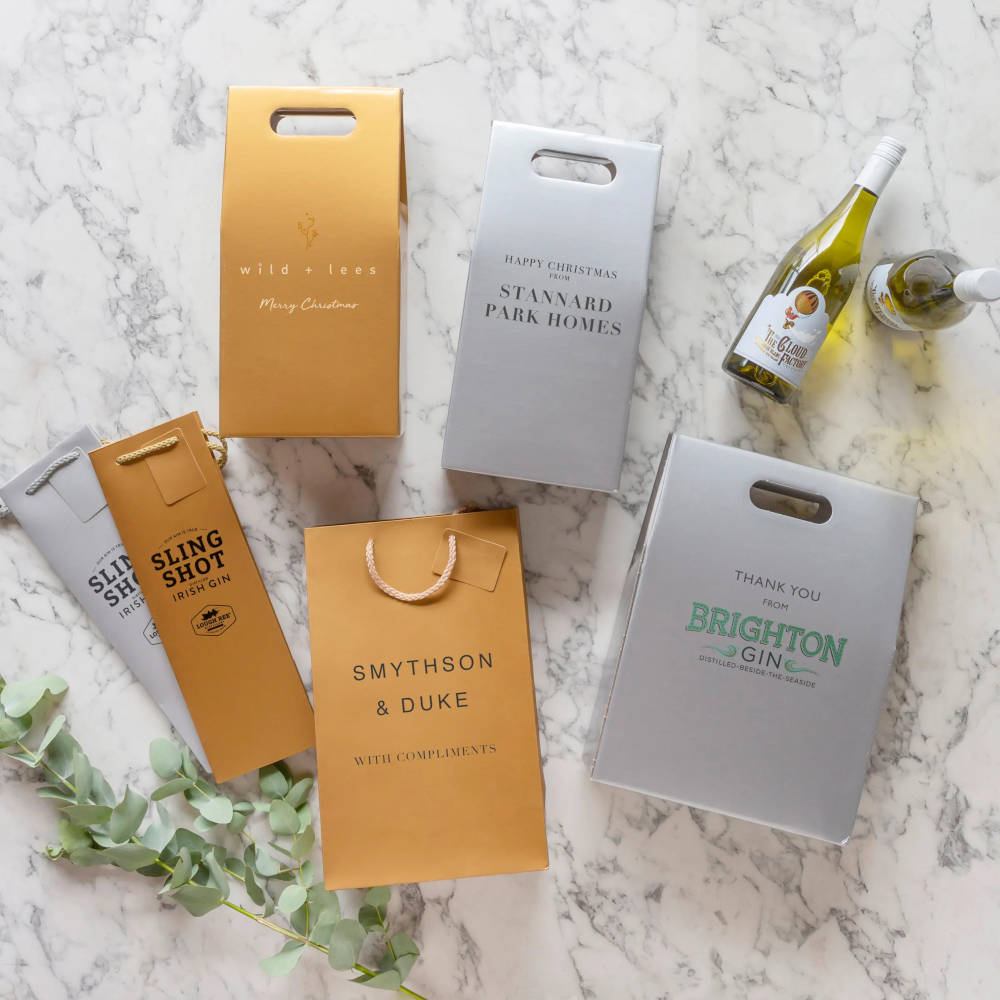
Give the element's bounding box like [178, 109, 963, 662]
[732, 287, 830, 387]
[865, 263, 912, 330]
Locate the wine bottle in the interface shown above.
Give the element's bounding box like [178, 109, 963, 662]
[722, 137, 906, 403]
[865, 250, 1000, 331]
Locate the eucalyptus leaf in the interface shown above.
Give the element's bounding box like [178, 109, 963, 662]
[149, 739, 182, 779]
[359, 904, 382, 933]
[151, 776, 194, 800]
[180, 746, 197, 780]
[277, 884, 307, 915]
[226, 857, 246, 881]
[295, 803, 311, 833]
[72, 751, 92, 804]
[197, 796, 233, 825]
[307, 885, 341, 920]
[244, 867, 266, 906]
[351, 970, 403, 991]
[327, 918, 366, 971]
[169, 847, 195, 889]
[227, 811, 247, 836]
[202, 852, 231, 900]
[233, 800, 254, 815]
[268, 799, 298, 836]
[284, 777, 313, 809]
[89, 769, 117, 808]
[4, 749, 39, 766]
[259, 763, 290, 799]
[62, 803, 111, 825]
[310, 905, 341, 947]
[36, 714, 65, 754]
[66, 846, 107, 867]
[364, 885, 392, 910]
[109, 787, 148, 844]
[101, 843, 161, 871]
[259, 939, 306, 977]
[393, 953, 418, 981]
[298, 859, 314, 888]
[0, 714, 30, 747]
[0, 674, 67, 719]
[390, 932, 419, 958]
[193, 815, 218, 834]
[141, 803, 175, 853]
[252, 845, 281, 878]
[171, 883, 224, 917]
[44, 729, 77, 779]
[35, 785, 76, 804]
[290, 824, 315, 861]
[57, 818, 92, 854]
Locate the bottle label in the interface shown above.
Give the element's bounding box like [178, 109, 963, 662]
[731, 287, 830, 387]
[865, 263, 912, 330]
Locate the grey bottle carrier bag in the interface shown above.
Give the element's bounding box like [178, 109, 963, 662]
[443, 121, 662, 492]
[1, 426, 208, 768]
[592, 434, 917, 844]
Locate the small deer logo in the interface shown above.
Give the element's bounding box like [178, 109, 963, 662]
[297, 211, 318, 249]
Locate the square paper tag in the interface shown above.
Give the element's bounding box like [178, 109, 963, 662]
[144, 428, 206, 506]
[432, 529, 507, 592]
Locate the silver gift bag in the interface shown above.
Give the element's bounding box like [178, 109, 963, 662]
[1, 426, 208, 768]
[592, 434, 917, 844]
[443, 121, 662, 492]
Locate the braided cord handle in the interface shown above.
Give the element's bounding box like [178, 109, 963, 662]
[365, 533, 457, 603]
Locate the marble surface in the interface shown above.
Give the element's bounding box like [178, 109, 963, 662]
[2, 1, 999, 997]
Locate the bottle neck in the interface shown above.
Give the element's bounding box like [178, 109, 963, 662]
[854, 155, 897, 197]
[954, 267, 1000, 303]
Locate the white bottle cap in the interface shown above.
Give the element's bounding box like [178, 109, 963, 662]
[855, 136, 906, 196]
[953, 267, 1000, 303]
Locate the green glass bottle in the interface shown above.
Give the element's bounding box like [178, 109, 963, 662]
[865, 250, 1000, 331]
[722, 137, 906, 403]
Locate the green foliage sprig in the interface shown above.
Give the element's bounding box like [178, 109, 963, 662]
[0, 673, 427, 999]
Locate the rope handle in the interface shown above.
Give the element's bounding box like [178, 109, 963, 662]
[115, 428, 228, 470]
[0, 449, 84, 516]
[366, 532, 457, 603]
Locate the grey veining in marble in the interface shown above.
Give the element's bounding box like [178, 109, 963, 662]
[2, 1, 999, 998]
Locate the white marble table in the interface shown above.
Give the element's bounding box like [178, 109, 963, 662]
[2, 2, 999, 998]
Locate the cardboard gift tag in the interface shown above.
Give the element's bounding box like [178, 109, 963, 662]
[305, 508, 548, 888]
[220, 86, 406, 438]
[90, 412, 314, 782]
[442, 122, 662, 492]
[592, 434, 917, 844]
[0, 427, 208, 768]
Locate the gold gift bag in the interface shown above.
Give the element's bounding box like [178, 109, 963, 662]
[90, 412, 315, 781]
[220, 86, 406, 438]
[305, 508, 548, 888]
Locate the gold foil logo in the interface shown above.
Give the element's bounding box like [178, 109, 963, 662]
[297, 211, 318, 250]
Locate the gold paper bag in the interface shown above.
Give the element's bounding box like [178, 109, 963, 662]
[305, 508, 548, 888]
[220, 86, 406, 438]
[90, 412, 314, 781]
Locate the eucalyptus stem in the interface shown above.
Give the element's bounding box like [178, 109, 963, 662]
[2, 676, 428, 1000]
